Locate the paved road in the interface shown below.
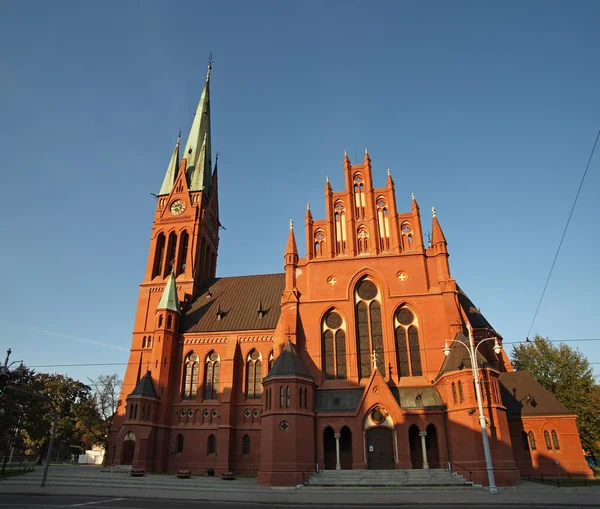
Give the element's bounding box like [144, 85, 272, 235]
[0, 495, 598, 509]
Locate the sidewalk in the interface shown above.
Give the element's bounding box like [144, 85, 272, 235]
[1, 466, 599, 506]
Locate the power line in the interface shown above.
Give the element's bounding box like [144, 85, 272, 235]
[527, 129, 600, 337]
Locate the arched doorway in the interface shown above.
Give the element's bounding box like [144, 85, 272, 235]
[426, 424, 440, 469]
[340, 426, 352, 469]
[122, 440, 135, 465]
[323, 427, 336, 470]
[366, 427, 394, 470]
[409, 425, 423, 469]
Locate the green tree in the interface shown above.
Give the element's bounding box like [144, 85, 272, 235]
[512, 336, 600, 459]
[82, 374, 122, 450]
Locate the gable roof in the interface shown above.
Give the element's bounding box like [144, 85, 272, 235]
[457, 285, 495, 331]
[128, 371, 159, 399]
[498, 371, 572, 417]
[264, 341, 313, 382]
[181, 273, 285, 333]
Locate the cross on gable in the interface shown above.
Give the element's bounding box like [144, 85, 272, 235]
[285, 327, 296, 342]
[372, 350, 378, 370]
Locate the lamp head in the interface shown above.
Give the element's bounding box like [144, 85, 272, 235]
[443, 340, 451, 357]
[493, 339, 502, 355]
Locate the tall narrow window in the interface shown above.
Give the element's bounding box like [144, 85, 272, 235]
[452, 382, 457, 404]
[394, 306, 422, 377]
[353, 174, 365, 219]
[521, 431, 530, 452]
[551, 430, 560, 450]
[401, 222, 414, 251]
[242, 435, 250, 455]
[204, 351, 220, 400]
[176, 434, 184, 453]
[377, 198, 390, 251]
[153, 233, 166, 278]
[279, 386, 284, 408]
[544, 431, 552, 450]
[314, 230, 326, 258]
[177, 231, 189, 274]
[182, 352, 199, 399]
[528, 431, 537, 451]
[165, 231, 178, 276]
[334, 202, 347, 255]
[321, 311, 347, 380]
[354, 278, 385, 378]
[245, 350, 262, 399]
[268, 351, 274, 372]
[207, 434, 216, 455]
[285, 386, 291, 407]
[357, 227, 369, 254]
[458, 380, 464, 402]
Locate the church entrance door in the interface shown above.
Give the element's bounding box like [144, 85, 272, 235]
[366, 427, 394, 470]
[323, 427, 336, 469]
[122, 440, 135, 465]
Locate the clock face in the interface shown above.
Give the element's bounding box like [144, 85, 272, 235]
[170, 200, 186, 216]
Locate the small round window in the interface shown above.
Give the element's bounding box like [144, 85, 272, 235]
[279, 421, 289, 432]
[371, 407, 386, 424]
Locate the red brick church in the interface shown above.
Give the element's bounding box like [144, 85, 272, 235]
[107, 63, 592, 486]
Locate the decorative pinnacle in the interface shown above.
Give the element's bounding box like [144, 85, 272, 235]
[412, 192, 415, 200]
[432, 206, 437, 218]
[365, 148, 369, 155]
[289, 219, 294, 230]
[206, 53, 213, 80]
[306, 203, 310, 211]
[387, 168, 391, 177]
[344, 149, 348, 157]
[326, 175, 330, 183]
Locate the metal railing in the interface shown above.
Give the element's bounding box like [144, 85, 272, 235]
[522, 473, 600, 487]
[442, 457, 472, 482]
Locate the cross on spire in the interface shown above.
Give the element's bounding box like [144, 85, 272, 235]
[285, 327, 296, 342]
[372, 350, 378, 370]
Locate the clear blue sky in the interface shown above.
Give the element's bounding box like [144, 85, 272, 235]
[1, 0, 599, 385]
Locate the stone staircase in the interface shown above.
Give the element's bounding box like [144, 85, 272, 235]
[306, 469, 476, 488]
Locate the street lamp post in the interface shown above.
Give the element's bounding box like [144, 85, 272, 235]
[444, 323, 502, 495]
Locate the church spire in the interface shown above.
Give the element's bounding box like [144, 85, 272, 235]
[158, 132, 181, 196]
[181, 55, 213, 194]
[431, 207, 447, 246]
[157, 271, 181, 314]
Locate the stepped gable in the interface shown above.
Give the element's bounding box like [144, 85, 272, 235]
[499, 371, 572, 417]
[181, 273, 285, 333]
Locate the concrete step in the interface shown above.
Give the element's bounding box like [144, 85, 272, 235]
[306, 469, 473, 488]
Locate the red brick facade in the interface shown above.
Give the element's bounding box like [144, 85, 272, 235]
[106, 73, 592, 486]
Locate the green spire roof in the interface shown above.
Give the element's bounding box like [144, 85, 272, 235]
[157, 272, 180, 313]
[181, 62, 212, 194]
[158, 133, 181, 196]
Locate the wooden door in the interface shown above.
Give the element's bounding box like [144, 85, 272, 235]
[366, 427, 394, 470]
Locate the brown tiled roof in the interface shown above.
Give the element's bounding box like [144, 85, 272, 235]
[315, 389, 364, 413]
[498, 371, 572, 417]
[391, 387, 445, 409]
[181, 273, 285, 333]
[457, 285, 495, 331]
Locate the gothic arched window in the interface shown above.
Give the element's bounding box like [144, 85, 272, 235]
[177, 231, 189, 274]
[165, 231, 178, 276]
[528, 431, 537, 451]
[207, 434, 216, 455]
[203, 351, 220, 400]
[279, 386, 284, 408]
[354, 278, 385, 378]
[377, 198, 390, 251]
[182, 352, 199, 399]
[353, 173, 365, 219]
[321, 310, 347, 379]
[458, 380, 464, 402]
[176, 434, 184, 453]
[245, 350, 262, 399]
[401, 222, 413, 251]
[268, 351, 274, 372]
[314, 230, 326, 258]
[152, 233, 166, 278]
[552, 430, 560, 450]
[242, 435, 250, 455]
[452, 382, 457, 404]
[285, 386, 291, 407]
[394, 306, 422, 377]
[544, 431, 552, 450]
[357, 227, 369, 254]
[334, 202, 347, 255]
